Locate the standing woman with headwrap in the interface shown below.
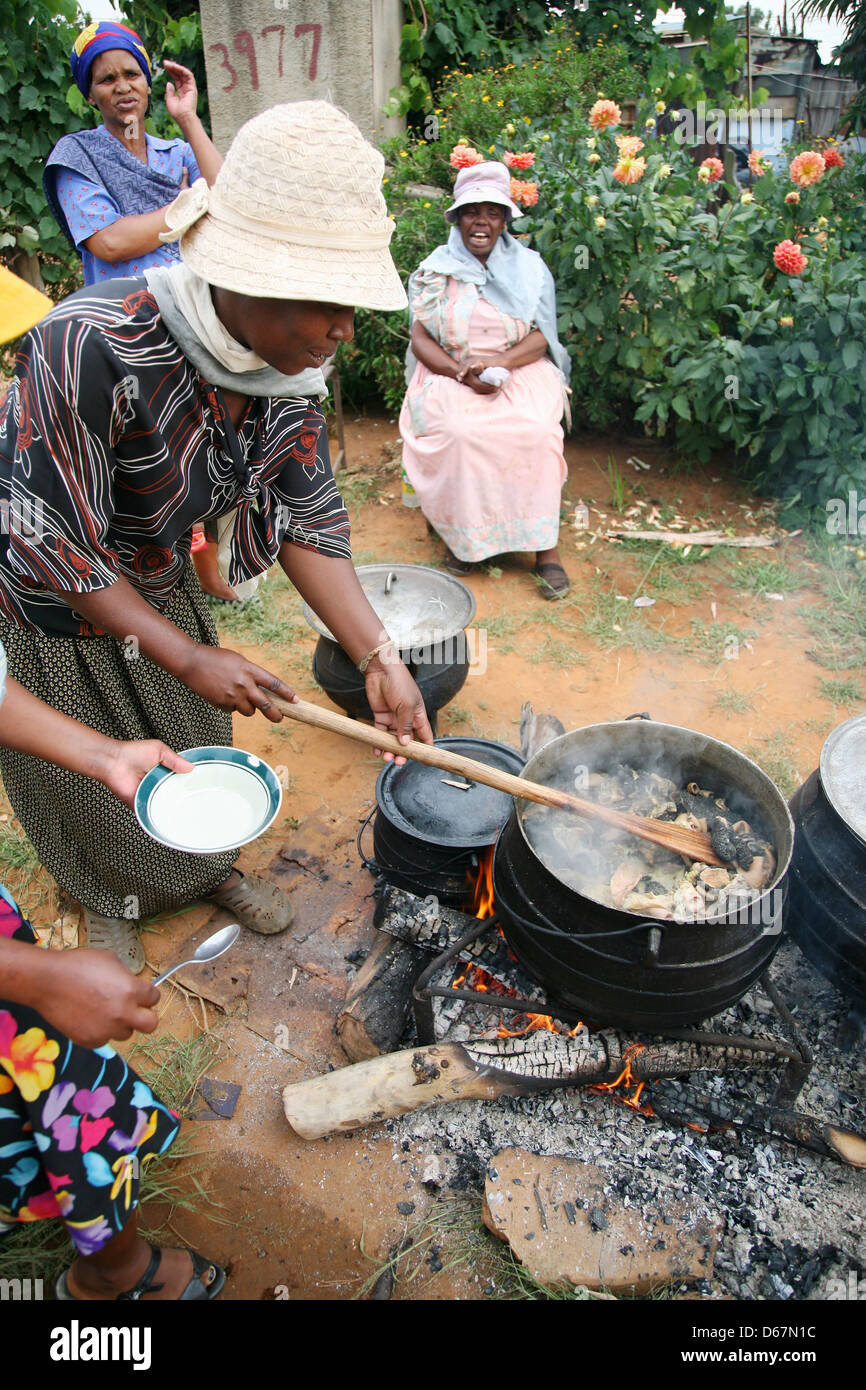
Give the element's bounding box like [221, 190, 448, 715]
[43, 22, 233, 598]
[43, 21, 222, 287]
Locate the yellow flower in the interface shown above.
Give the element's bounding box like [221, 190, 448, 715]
[588, 152, 601, 164]
[595, 215, 607, 229]
[586, 194, 599, 207]
[645, 117, 656, 129]
[656, 101, 666, 113]
[497, 100, 504, 107]
[423, 201, 431, 208]
[1, 1027, 59, 1102]
[482, 95, 490, 102]
[399, 151, 408, 158]
[524, 116, 531, 124]
[741, 191, 754, 204]
[541, 133, 550, 141]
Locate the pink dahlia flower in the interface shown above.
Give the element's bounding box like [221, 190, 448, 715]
[449, 145, 483, 170]
[615, 134, 644, 157]
[503, 150, 535, 170]
[699, 157, 724, 183]
[748, 149, 771, 175]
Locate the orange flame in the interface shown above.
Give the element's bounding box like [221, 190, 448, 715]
[590, 1042, 654, 1115]
[470, 847, 495, 920]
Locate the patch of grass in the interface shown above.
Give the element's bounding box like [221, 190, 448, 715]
[335, 470, 380, 514]
[210, 570, 310, 655]
[526, 636, 586, 669]
[126, 1029, 225, 1115]
[819, 677, 863, 708]
[0, 813, 53, 916]
[606, 456, 627, 513]
[483, 613, 522, 655]
[802, 539, 866, 671]
[686, 619, 756, 664]
[745, 731, 802, 798]
[714, 688, 754, 716]
[573, 588, 672, 653]
[725, 553, 803, 598]
[442, 704, 480, 734]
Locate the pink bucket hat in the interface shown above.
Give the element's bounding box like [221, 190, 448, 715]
[445, 161, 523, 223]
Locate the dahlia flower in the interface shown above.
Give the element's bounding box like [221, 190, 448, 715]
[612, 155, 647, 186]
[510, 178, 539, 208]
[748, 149, 771, 176]
[779, 316, 794, 327]
[699, 157, 724, 183]
[595, 215, 607, 229]
[504, 151, 535, 170]
[588, 152, 601, 164]
[450, 145, 483, 170]
[785, 190, 800, 204]
[615, 134, 644, 157]
[789, 150, 825, 187]
[589, 99, 622, 131]
[823, 147, 844, 169]
[773, 239, 808, 275]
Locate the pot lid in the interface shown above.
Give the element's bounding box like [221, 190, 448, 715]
[820, 713, 866, 847]
[303, 564, 476, 648]
[377, 737, 524, 848]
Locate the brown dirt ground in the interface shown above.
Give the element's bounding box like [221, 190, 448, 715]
[7, 413, 865, 1300]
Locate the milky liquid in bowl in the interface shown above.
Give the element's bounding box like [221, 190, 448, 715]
[146, 762, 271, 852]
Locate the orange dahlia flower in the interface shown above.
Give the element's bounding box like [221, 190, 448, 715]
[823, 147, 844, 169]
[612, 155, 647, 186]
[589, 99, 622, 131]
[615, 134, 644, 157]
[789, 150, 825, 187]
[510, 178, 539, 208]
[773, 240, 808, 275]
[748, 149, 771, 176]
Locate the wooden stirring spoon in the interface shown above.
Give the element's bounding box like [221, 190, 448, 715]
[264, 695, 726, 867]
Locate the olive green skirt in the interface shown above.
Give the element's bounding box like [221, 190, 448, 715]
[0, 567, 236, 919]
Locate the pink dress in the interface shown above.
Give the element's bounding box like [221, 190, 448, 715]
[399, 274, 567, 563]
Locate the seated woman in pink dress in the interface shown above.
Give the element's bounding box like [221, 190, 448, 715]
[399, 162, 571, 598]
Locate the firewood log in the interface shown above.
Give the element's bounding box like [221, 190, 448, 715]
[282, 1033, 786, 1141]
[336, 933, 426, 1063]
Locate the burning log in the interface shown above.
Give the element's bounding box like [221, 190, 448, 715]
[650, 1081, 866, 1169]
[372, 887, 476, 954]
[282, 1030, 789, 1141]
[337, 933, 427, 1063]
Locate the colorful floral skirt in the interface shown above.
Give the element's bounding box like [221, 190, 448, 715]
[0, 892, 179, 1254]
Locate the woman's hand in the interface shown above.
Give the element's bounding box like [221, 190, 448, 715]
[97, 742, 194, 810]
[456, 362, 500, 395]
[180, 646, 296, 722]
[364, 650, 433, 759]
[163, 60, 199, 127]
[39, 949, 161, 1048]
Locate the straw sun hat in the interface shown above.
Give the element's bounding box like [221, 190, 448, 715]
[161, 101, 407, 310]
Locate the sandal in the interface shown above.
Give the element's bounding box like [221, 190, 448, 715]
[82, 910, 145, 974]
[55, 1244, 225, 1302]
[533, 561, 570, 601]
[443, 547, 476, 576]
[208, 871, 294, 935]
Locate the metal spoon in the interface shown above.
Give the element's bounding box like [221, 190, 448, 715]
[153, 923, 241, 987]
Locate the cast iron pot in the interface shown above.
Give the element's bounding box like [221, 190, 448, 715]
[366, 736, 524, 906]
[786, 714, 866, 1006]
[492, 720, 795, 1031]
[312, 635, 470, 736]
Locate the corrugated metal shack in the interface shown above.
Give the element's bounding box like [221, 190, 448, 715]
[659, 20, 859, 137]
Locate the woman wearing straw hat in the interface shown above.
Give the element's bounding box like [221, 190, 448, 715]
[399, 161, 572, 598]
[0, 102, 431, 971]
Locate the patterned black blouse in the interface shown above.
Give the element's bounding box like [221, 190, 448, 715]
[0, 279, 351, 637]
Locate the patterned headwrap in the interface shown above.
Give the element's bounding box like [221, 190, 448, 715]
[70, 20, 152, 98]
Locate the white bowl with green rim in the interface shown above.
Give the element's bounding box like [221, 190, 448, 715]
[135, 747, 282, 854]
